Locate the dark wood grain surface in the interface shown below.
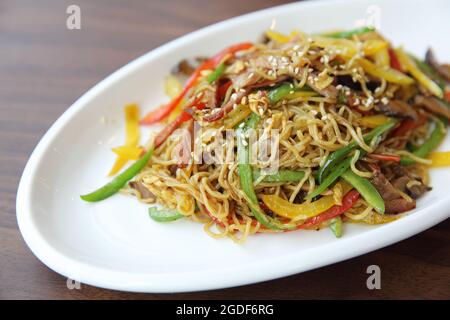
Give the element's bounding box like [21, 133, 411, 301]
[1, 0, 449, 300]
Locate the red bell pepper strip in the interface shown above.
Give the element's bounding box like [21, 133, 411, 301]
[154, 95, 205, 148]
[445, 89, 450, 103]
[216, 80, 232, 103]
[367, 153, 401, 162]
[297, 190, 360, 229]
[141, 42, 253, 125]
[389, 114, 427, 138]
[388, 48, 403, 72]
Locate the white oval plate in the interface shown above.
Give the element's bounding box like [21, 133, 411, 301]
[17, 0, 450, 293]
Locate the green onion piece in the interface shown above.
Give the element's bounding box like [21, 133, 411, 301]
[325, 26, 374, 39]
[308, 156, 356, 200]
[237, 113, 296, 231]
[207, 63, 225, 84]
[148, 207, 184, 222]
[317, 119, 398, 183]
[268, 83, 314, 104]
[341, 169, 385, 214]
[401, 117, 448, 165]
[329, 217, 343, 238]
[81, 148, 154, 202]
[252, 169, 305, 183]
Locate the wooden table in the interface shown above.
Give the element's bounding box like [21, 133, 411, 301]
[1, 0, 449, 300]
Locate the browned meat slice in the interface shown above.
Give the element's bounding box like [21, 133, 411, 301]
[129, 181, 155, 200]
[307, 72, 338, 99]
[377, 100, 417, 120]
[371, 171, 402, 201]
[392, 176, 410, 192]
[391, 176, 431, 199]
[172, 57, 208, 76]
[415, 95, 450, 120]
[371, 171, 416, 214]
[408, 183, 431, 199]
[385, 198, 416, 213]
[425, 49, 450, 82]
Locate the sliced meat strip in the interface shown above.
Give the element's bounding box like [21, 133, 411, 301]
[129, 181, 156, 200]
[377, 99, 417, 120]
[425, 48, 450, 82]
[415, 95, 450, 121]
[370, 171, 416, 214]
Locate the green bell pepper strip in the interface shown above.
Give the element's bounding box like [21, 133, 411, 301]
[400, 118, 448, 165]
[252, 169, 305, 183]
[206, 62, 225, 84]
[329, 217, 343, 238]
[80, 148, 154, 202]
[317, 119, 398, 183]
[341, 169, 385, 214]
[268, 83, 314, 104]
[324, 26, 374, 39]
[237, 113, 296, 231]
[148, 207, 184, 222]
[307, 155, 357, 200]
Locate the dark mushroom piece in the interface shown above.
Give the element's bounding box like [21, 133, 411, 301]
[370, 171, 416, 214]
[425, 48, 450, 82]
[415, 95, 450, 121]
[377, 99, 418, 120]
[129, 181, 156, 200]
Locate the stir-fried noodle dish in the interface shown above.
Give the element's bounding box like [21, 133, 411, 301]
[82, 27, 450, 242]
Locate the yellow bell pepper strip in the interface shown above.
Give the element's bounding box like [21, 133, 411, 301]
[140, 42, 253, 125]
[148, 207, 184, 222]
[164, 75, 183, 98]
[329, 217, 343, 238]
[284, 91, 318, 99]
[361, 40, 389, 56]
[237, 113, 296, 230]
[253, 169, 305, 183]
[324, 26, 374, 39]
[164, 75, 185, 123]
[373, 47, 390, 67]
[108, 104, 141, 176]
[265, 30, 299, 43]
[317, 119, 398, 183]
[223, 104, 252, 129]
[261, 182, 353, 220]
[401, 117, 448, 165]
[311, 37, 387, 58]
[358, 58, 414, 85]
[358, 115, 392, 128]
[411, 55, 446, 91]
[395, 48, 443, 98]
[81, 147, 154, 202]
[427, 151, 450, 167]
[341, 169, 385, 214]
[111, 146, 143, 160]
